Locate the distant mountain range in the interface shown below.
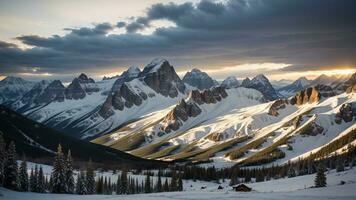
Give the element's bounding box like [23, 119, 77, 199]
[0, 59, 355, 168]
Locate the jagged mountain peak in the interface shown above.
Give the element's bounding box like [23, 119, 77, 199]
[141, 58, 169, 74]
[182, 68, 217, 90]
[121, 65, 141, 78]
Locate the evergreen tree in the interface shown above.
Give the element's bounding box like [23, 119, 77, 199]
[65, 150, 75, 194]
[120, 170, 128, 194]
[76, 170, 87, 195]
[116, 174, 121, 194]
[51, 144, 66, 193]
[315, 163, 327, 187]
[170, 171, 177, 191]
[96, 176, 103, 194]
[144, 172, 151, 193]
[86, 159, 96, 194]
[37, 166, 46, 193]
[163, 178, 169, 192]
[336, 157, 345, 172]
[156, 172, 162, 192]
[29, 168, 36, 192]
[178, 176, 183, 191]
[18, 156, 28, 191]
[288, 167, 296, 178]
[4, 141, 18, 190]
[0, 134, 5, 186]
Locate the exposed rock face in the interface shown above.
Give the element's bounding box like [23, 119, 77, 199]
[221, 76, 240, 89]
[99, 83, 148, 118]
[290, 86, 320, 105]
[182, 68, 217, 90]
[278, 77, 310, 98]
[335, 103, 356, 124]
[160, 99, 201, 133]
[344, 73, 356, 93]
[206, 132, 229, 142]
[188, 86, 228, 105]
[36, 80, 66, 103]
[140, 59, 185, 98]
[160, 87, 228, 133]
[241, 74, 280, 101]
[268, 99, 289, 116]
[300, 122, 324, 136]
[65, 74, 99, 100]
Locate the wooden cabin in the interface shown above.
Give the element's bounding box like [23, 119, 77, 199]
[232, 184, 252, 192]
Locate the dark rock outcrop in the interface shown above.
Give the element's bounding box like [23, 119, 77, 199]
[335, 103, 356, 124]
[268, 99, 289, 116]
[290, 86, 320, 105]
[300, 122, 324, 136]
[160, 99, 201, 133]
[160, 87, 228, 133]
[65, 74, 99, 100]
[140, 59, 185, 98]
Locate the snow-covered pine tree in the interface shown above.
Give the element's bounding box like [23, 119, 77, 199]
[65, 150, 75, 194]
[315, 163, 327, 187]
[0, 134, 5, 186]
[3, 141, 18, 190]
[51, 144, 66, 193]
[18, 156, 29, 191]
[86, 159, 95, 194]
[76, 170, 87, 195]
[37, 166, 46, 193]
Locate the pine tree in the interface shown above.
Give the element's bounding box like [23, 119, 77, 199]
[315, 163, 327, 187]
[34, 165, 39, 192]
[120, 170, 128, 194]
[86, 159, 95, 194]
[37, 166, 46, 193]
[336, 157, 345, 172]
[51, 144, 66, 193]
[64, 150, 74, 194]
[96, 176, 103, 194]
[156, 172, 162, 192]
[4, 141, 18, 190]
[0, 134, 6, 186]
[144, 172, 151, 193]
[163, 178, 169, 192]
[76, 170, 87, 195]
[116, 174, 121, 194]
[29, 168, 36, 192]
[178, 176, 183, 191]
[170, 170, 177, 191]
[18, 156, 29, 191]
[288, 167, 296, 178]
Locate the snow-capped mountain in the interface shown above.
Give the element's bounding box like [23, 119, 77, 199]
[278, 77, 311, 97]
[0, 76, 35, 104]
[241, 74, 281, 101]
[94, 84, 356, 168]
[221, 76, 240, 89]
[182, 68, 218, 90]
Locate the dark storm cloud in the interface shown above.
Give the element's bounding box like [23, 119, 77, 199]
[1, 0, 356, 77]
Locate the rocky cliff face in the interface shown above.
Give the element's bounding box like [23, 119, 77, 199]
[65, 74, 99, 100]
[241, 74, 280, 101]
[140, 59, 185, 98]
[160, 86, 228, 133]
[109, 66, 141, 93]
[268, 99, 289, 116]
[335, 103, 355, 124]
[182, 68, 217, 90]
[290, 86, 320, 105]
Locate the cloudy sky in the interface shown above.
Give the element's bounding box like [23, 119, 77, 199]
[0, 0, 355, 82]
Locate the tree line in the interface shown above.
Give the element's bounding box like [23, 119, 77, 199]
[0, 135, 183, 194]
